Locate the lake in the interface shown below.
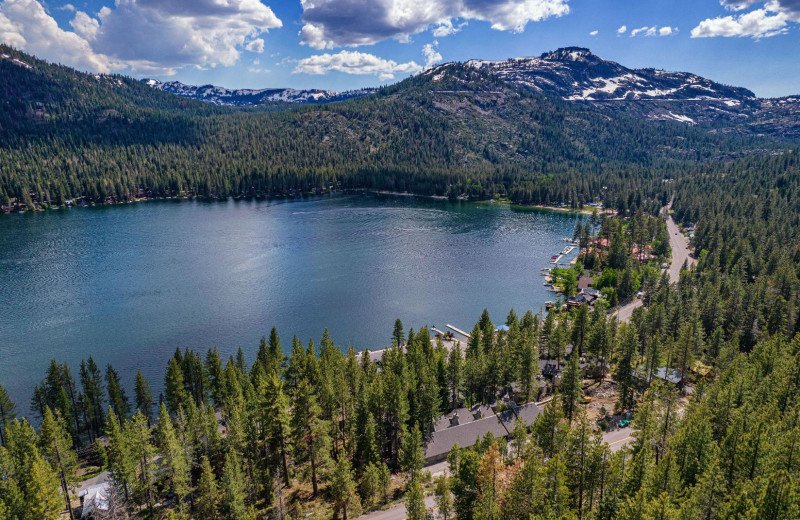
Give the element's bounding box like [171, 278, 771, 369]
[0, 194, 580, 411]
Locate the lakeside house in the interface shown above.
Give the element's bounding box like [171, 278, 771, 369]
[424, 401, 542, 462]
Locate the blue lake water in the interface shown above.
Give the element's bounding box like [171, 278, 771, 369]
[0, 194, 579, 411]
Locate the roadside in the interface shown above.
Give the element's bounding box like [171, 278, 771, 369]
[615, 204, 694, 323]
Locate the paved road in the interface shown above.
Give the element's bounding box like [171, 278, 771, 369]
[604, 426, 633, 452]
[76, 469, 110, 494]
[615, 206, 694, 323]
[664, 206, 697, 282]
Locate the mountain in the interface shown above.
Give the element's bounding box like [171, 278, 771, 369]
[460, 47, 799, 134]
[137, 47, 799, 137]
[143, 78, 373, 106]
[0, 44, 796, 211]
[464, 47, 756, 103]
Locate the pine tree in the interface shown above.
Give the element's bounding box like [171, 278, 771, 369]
[106, 365, 131, 419]
[475, 444, 503, 520]
[105, 408, 135, 502]
[205, 347, 225, 407]
[38, 407, 78, 520]
[195, 455, 219, 520]
[155, 403, 191, 509]
[133, 370, 154, 427]
[399, 425, 425, 480]
[446, 344, 464, 409]
[27, 454, 64, 520]
[79, 358, 104, 441]
[291, 379, 330, 496]
[330, 452, 359, 520]
[614, 325, 638, 413]
[434, 475, 453, 520]
[561, 353, 582, 422]
[405, 475, 428, 520]
[221, 448, 247, 520]
[263, 372, 292, 487]
[164, 358, 188, 414]
[127, 410, 156, 514]
[0, 383, 16, 446]
[393, 319, 406, 347]
[359, 462, 382, 509]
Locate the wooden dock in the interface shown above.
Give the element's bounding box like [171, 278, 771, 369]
[446, 324, 471, 338]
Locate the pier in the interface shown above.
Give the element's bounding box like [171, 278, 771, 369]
[446, 324, 471, 338]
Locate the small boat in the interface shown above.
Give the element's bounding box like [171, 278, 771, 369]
[551, 255, 558, 260]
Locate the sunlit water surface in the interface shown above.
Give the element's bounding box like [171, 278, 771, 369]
[0, 195, 579, 410]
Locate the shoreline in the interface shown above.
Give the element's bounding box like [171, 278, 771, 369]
[2, 188, 599, 217]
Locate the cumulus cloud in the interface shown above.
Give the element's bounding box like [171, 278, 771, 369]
[589, 29, 598, 35]
[293, 50, 422, 81]
[0, 0, 116, 71]
[617, 25, 627, 34]
[691, 1, 800, 38]
[299, 0, 570, 50]
[246, 38, 265, 53]
[86, 0, 282, 74]
[0, 0, 282, 75]
[717, 0, 800, 13]
[432, 19, 467, 37]
[629, 25, 677, 37]
[422, 41, 442, 68]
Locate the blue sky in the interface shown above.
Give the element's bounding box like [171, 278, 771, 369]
[1, 0, 798, 97]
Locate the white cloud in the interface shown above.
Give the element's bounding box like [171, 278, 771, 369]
[432, 19, 467, 37]
[628, 25, 678, 37]
[617, 25, 627, 34]
[589, 29, 598, 36]
[87, 0, 282, 74]
[0, 0, 282, 75]
[246, 38, 265, 53]
[70, 11, 100, 41]
[691, 1, 800, 38]
[422, 41, 442, 68]
[293, 50, 422, 80]
[0, 0, 116, 72]
[57, 3, 76, 11]
[299, 0, 570, 49]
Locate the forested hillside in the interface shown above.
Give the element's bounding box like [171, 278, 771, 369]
[0, 45, 791, 212]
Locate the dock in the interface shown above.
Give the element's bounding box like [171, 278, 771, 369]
[446, 324, 471, 338]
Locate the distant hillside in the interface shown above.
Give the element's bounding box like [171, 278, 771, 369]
[143, 78, 374, 106]
[0, 44, 795, 211]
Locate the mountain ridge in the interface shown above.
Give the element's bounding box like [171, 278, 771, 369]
[135, 46, 799, 136]
[142, 78, 374, 106]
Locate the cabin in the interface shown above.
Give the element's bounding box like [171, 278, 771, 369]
[79, 482, 111, 518]
[424, 401, 542, 463]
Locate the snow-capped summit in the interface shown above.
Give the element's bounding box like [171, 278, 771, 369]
[466, 47, 755, 103]
[142, 79, 372, 106]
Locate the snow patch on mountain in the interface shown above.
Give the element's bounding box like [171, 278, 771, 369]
[466, 47, 756, 104]
[143, 79, 373, 106]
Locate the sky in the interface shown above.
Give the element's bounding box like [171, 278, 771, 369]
[0, 0, 798, 97]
